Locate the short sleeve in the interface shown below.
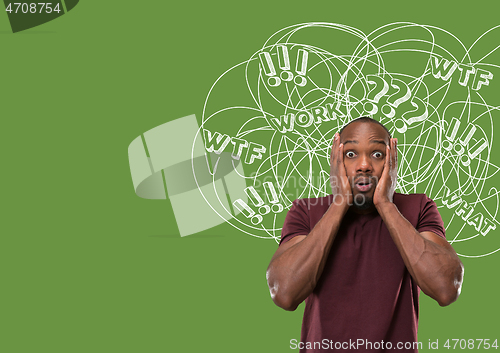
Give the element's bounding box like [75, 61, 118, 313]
[417, 195, 446, 239]
[280, 199, 310, 246]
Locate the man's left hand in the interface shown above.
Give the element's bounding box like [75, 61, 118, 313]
[374, 138, 398, 206]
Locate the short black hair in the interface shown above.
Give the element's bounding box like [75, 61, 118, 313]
[339, 116, 391, 139]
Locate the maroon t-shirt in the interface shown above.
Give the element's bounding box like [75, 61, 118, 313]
[280, 193, 446, 352]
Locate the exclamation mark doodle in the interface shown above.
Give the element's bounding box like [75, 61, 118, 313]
[246, 186, 270, 215]
[442, 117, 460, 151]
[259, 52, 280, 87]
[233, 199, 263, 225]
[277, 45, 293, 83]
[232, 183, 284, 225]
[462, 138, 488, 166]
[263, 182, 284, 213]
[441, 118, 488, 166]
[458, 123, 476, 150]
[259, 46, 309, 88]
[233, 186, 268, 225]
[294, 49, 308, 87]
[455, 123, 476, 164]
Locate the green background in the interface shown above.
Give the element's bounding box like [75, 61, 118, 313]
[2, 1, 499, 352]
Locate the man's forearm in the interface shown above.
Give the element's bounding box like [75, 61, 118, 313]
[376, 202, 464, 306]
[267, 203, 347, 311]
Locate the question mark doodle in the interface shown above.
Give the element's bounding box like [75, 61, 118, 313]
[363, 75, 390, 115]
[381, 78, 412, 118]
[396, 96, 429, 134]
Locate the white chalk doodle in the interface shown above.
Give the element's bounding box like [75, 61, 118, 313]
[194, 22, 500, 257]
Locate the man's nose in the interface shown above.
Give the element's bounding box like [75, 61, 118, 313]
[356, 154, 373, 173]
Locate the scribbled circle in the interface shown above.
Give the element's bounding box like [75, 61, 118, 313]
[195, 22, 500, 257]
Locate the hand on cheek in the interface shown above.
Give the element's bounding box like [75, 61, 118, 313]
[374, 138, 398, 207]
[330, 133, 353, 208]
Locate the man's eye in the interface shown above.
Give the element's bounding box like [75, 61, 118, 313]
[373, 151, 383, 158]
[346, 151, 356, 158]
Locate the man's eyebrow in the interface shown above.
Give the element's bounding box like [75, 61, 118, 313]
[370, 139, 388, 146]
[342, 140, 358, 145]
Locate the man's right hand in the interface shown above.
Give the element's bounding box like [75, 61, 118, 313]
[267, 133, 352, 311]
[330, 132, 352, 209]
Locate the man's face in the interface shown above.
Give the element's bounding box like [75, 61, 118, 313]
[339, 121, 390, 209]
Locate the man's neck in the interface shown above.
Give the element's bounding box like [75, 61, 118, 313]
[349, 204, 377, 215]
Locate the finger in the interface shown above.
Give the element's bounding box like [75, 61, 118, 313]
[385, 142, 390, 168]
[338, 143, 344, 168]
[339, 143, 350, 179]
[393, 138, 397, 167]
[393, 138, 398, 171]
[389, 138, 394, 169]
[330, 133, 339, 164]
[339, 143, 350, 188]
[383, 144, 390, 178]
[330, 134, 340, 188]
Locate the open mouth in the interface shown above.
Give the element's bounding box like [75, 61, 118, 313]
[354, 177, 373, 192]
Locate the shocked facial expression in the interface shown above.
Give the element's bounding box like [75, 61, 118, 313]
[340, 121, 390, 209]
